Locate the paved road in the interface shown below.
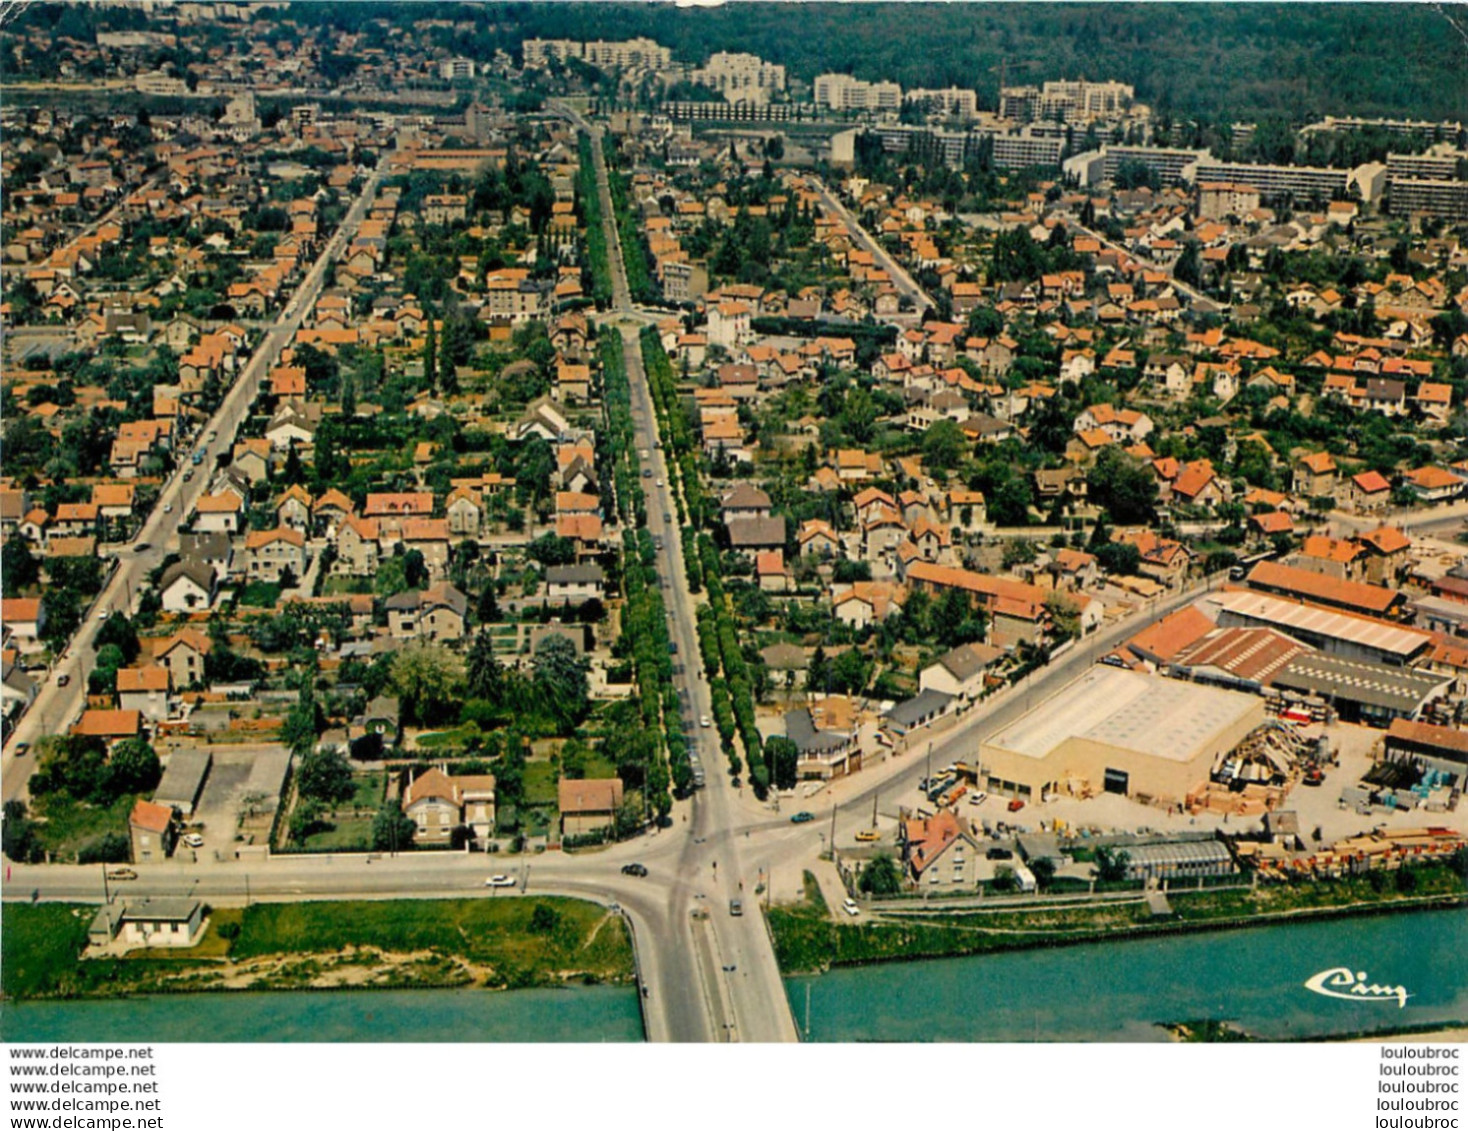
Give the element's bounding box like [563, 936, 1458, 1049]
[809, 175, 936, 317]
[561, 99, 799, 1042]
[0, 165, 386, 803]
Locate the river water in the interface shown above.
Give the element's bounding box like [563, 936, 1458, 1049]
[5, 909, 1462, 1043]
[785, 908, 1468, 1042]
[1, 986, 644, 1043]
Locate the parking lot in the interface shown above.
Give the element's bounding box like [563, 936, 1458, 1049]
[177, 744, 292, 861]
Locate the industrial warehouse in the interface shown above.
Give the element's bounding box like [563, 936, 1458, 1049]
[979, 667, 1266, 805]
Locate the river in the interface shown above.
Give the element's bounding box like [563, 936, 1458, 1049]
[5, 909, 1462, 1043]
[1, 986, 644, 1043]
[785, 907, 1468, 1042]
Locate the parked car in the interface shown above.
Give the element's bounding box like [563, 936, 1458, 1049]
[181, 833, 204, 849]
[986, 847, 1014, 860]
[842, 898, 860, 917]
[968, 791, 988, 806]
[621, 863, 648, 877]
[790, 811, 815, 824]
[854, 829, 879, 843]
[484, 874, 516, 888]
[13, 742, 29, 757]
[699, 715, 711, 728]
[1007, 798, 1026, 812]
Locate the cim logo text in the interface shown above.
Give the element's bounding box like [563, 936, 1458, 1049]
[1304, 967, 1411, 1009]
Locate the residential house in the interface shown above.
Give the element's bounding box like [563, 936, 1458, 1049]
[403, 767, 497, 844]
[128, 799, 176, 863]
[901, 809, 981, 886]
[243, 528, 307, 584]
[156, 629, 212, 690]
[158, 560, 218, 613]
[558, 777, 625, 838]
[116, 665, 170, 722]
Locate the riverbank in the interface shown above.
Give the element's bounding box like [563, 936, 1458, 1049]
[1, 897, 634, 1002]
[769, 867, 1468, 975]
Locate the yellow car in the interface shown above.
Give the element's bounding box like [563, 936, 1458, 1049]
[854, 829, 880, 843]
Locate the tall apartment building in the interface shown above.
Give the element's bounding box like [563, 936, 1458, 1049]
[1002, 79, 1135, 125]
[988, 131, 1065, 171]
[583, 38, 671, 70]
[814, 73, 903, 112]
[522, 37, 670, 71]
[439, 57, 475, 80]
[522, 38, 581, 67]
[1064, 144, 1210, 187]
[1389, 178, 1468, 221]
[905, 87, 980, 118]
[1186, 160, 1350, 202]
[1386, 151, 1462, 181]
[689, 51, 786, 105]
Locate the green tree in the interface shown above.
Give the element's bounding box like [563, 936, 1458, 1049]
[466, 630, 503, 704]
[371, 799, 416, 852]
[529, 902, 561, 933]
[390, 644, 466, 727]
[921, 418, 968, 471]
[1, 538, 40, 596]
[1087, 447, 1158, 525]
[858, 853, 903, 895]
[533, 634, 589, 726]
[765, 735, 799, 791]
[104, 737, 162, 799]
[96, 612, 141, 664]
[423, 312, 438, 392]
[296, 748, 355, 805]
[1093, 845, 1131, 883]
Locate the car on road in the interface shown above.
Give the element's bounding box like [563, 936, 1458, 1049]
[699, 715, 711, 728]
[842, 898, 860, 917]
[790, 811, 815, 824]
[655, 479, 664, 487]
[621, 863, 648, 877]
[14, 742, 29, 757]
[664, 513, 672, 523]
[854, 829, 879, 842]
[181, 833, 204, 849]
[163, 503, 173, 513]
[106, 868, 138, 881]
[96, 609, 109, 621]
[728, 898, 743, 917]
[484, 874, 516, 888]
[134, 542, 151, 553]
[642, 469, 652, 478]
[56, 673, 70, 687]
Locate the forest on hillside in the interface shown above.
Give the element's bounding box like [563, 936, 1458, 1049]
[13, 2, 1467, 125]
[313, 2, 1468, 125]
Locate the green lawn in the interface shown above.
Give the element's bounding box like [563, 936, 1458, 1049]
[237, 581, 282, 607]
[522, 759, 559, 807]
[301, 816, 376, 851]
[415, 725, 480, 751]
[321, 576, 373, 596]
[230, 897, 632, 988]
[32, 793, 136, 862]
[1, 903, 93, 998]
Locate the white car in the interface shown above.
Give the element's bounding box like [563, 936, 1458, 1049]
[842, 898, 860, 917]
[968, 791, 988, 806]
[181, 833, 204, 849]
[484, 875, 516, 888]
[699, 715, 711, 728]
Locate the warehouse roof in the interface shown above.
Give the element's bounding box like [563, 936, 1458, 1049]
[985, 668, 1260, 765]
[1209, 591, 1431, 663]
[1172, 626, 1311, 685]
[1271, 654, 1451, 714]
